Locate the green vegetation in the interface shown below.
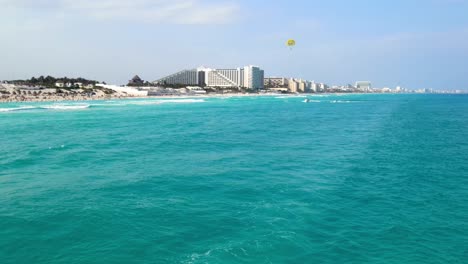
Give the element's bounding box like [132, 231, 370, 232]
[127, 75, 154, 87]
[7, 76, 100, 88]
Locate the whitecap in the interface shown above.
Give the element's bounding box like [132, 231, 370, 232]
[91, 103, 126, 107]
[130, 101, 162, 105]
[329, 100, 356, 103]
[310, 94, 331, 97]
[0, 106, 38, 112]
[275, 95, 307, 99]
[131, 99, 205, 105]
[158, 99, 205, 104]
[41, 104, 90, 110]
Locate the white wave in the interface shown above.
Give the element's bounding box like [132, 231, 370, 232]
[41, 104, 90, 110]
[131, 99, 205, 105]
[116, 99, 206, 106]
[91, 103, 126, 106]
[158, 99, 205, 104]
[330, 100, 356, 103]
[0, 106, 37, 112]
[275, 95, 307, 99]
[130, 101, 162, 105]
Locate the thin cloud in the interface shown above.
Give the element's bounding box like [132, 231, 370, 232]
[0, 0, 240, 24]
[432, 0, 468, 5]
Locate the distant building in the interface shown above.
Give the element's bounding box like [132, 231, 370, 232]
[187, 86, 207, 94]
[204, 67, 244, 88]
[154, 65, 264, 90]
[382, 87, 392, 93]
[355, 81, 372, 91]
[243, 65, 264, 89]
[155, 69, 199, 86]
[316, 83, 328, 92]
[264, 77, 288, 88]
[288, 79, 298, 93]
[288, 79, 313, 93]
[311, 82, 319, 92]
[96, 83, 148, 96]
[128, 75, 145, 86]
[298, 80, 308, 92]
[55, 81, 65, 88]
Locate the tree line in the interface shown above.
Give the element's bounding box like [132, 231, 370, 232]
[6, 76, 101, 88]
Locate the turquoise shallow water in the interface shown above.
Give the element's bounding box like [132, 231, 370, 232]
[1, 94, 467, 263]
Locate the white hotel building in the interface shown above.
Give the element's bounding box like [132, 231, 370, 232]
[154, 65, 264, 90]
[355, 81, 372, 92]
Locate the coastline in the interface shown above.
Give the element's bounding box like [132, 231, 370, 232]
[0, 95, 147, 104]
[0, 92, 439, 105]
[0, 93, 279, 104]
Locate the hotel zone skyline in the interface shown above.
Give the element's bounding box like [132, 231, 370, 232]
[155, 66, 265, 90]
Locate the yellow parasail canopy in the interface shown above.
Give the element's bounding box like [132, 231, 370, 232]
[286, 39, 296, 47]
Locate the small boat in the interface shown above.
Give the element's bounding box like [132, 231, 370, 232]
[303, 99, 311, 103]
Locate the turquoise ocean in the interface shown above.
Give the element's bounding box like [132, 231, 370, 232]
[1, 94, 467, 263]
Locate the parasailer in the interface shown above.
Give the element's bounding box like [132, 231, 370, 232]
[286, 39, 296, 49]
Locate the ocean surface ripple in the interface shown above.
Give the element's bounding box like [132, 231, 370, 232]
[1, 94, 467, 263]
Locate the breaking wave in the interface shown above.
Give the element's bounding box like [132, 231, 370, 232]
[0, 106, 38, 112]
[41, 104, 90, 110]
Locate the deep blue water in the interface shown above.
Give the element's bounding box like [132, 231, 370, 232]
[1, 94, 467, 263]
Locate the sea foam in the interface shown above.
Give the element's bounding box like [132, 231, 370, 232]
[0, 106, 37, 112]
[41, 104, 90, 110]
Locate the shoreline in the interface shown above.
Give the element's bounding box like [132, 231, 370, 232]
[0, 92, 454, 105]
[0, 95, 147, 104]
[0, 93, 276, 104]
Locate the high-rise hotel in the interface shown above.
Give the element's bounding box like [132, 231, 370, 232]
[154, 66, 264, 90]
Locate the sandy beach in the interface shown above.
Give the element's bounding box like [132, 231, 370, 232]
[0, 94, 144, 103]
[0, 92, 290, 104]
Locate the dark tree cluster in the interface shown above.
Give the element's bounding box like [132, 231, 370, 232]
[7, 76, 100, 88]
[127, 75, 154, 87]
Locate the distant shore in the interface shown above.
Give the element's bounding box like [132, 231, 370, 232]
[0, 94, 150, 104]
[0, 93, 287, 104]
[0, 94, 212, 104]
[2, 92, 454, 104]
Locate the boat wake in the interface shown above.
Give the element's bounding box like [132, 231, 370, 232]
[329, 100, 357, 103]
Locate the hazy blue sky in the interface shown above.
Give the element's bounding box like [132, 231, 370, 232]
[1, 0, 468, 89]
